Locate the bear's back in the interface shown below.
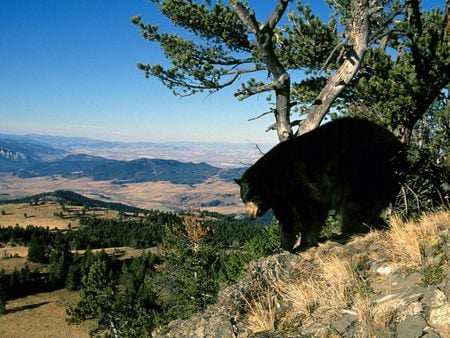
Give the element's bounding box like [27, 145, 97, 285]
[246, 118, 404, 180]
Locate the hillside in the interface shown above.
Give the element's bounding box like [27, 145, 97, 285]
[160, 210, 450, 337]
[12, 154, 227, 185]
[5, 151, 246, 186]
[0, 191, 448, 336]
[0, 138, 66, 171]
[0, 190, 145, 214]
[0, 132, 259, 171]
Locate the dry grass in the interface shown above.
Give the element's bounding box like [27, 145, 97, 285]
[243, 287, 278, 333]
[0, 200, 126, 231]
[286, 254, 360, 320]
[0, 202, 80, 230]
[386, 209, 449, 267]
[245, 210, 449, 335]
[0, 246, 47, 274]
[350, 292, 391, 337]
[0, 289, 92, 338]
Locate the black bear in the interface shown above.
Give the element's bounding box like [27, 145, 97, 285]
[235, 118, 405, 252]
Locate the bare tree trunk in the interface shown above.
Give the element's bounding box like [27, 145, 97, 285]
[299, 0, 370, 135]
[231, 0, 293, 141]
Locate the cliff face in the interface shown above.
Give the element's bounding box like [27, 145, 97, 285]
[0, 148, 28, 161]
[158, 210, 450, 337]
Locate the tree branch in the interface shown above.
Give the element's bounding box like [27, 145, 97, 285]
[226, 66, 263, 75]
[152, 66, 242, 95]
[319, 38, 349, 74]
[234, 82, 275, 101]
[299, 0, 370, 134]
[368, 4, 409, 44]
[264, 0, 290, 31]
[231, 0, 293, 141]
[248, 109, 274, 122]
[230, 1, 259, 34]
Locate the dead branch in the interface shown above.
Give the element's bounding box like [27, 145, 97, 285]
[319, 38, 349, 74]
[235, 82, 276, 101]
[248, 109, 274, 122]
[368, 5, 409, 44]
[264, 0, 290, 31]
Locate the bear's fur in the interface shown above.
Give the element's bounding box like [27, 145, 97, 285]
[235, 118, 405, 252]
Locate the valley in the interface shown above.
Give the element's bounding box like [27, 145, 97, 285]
[0, 133, 262, 336]
[0, 173, 244, 214]
[0, 133, 262, 215]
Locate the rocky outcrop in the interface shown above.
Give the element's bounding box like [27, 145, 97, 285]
[0, 148, 27, 161]
[159, 211, 450, 337]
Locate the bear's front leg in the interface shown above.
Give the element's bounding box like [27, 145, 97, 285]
[272, 205, 302, 251]
[274, 202, 327, 252]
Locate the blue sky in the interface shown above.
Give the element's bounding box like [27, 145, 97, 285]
[0, 0, 444, 144]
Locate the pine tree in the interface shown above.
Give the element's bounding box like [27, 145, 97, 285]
[49, 233, 73, 288]
[0, 269, 7, 314]
[66, 259, 116, 326]
[132, 0, 439, 139]
[27, 234, 48, 264]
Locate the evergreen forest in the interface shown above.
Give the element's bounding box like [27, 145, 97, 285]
[0, 199, 280, 335]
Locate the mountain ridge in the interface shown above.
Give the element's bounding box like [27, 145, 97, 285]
[7, 153, 245, 186]
[0, 135, 249, 185]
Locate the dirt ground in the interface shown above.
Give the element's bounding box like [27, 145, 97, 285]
[0, 289, 93, 338]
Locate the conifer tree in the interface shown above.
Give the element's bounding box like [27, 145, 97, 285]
[0, 269, 6, 315]
[67, 259, 116, 328]
[132, 0, 423, 140]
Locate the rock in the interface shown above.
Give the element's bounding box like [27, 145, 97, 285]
[156, 312, 235, 338]
[422, 287, 447, 308]
[376, 265, 393, 276]
[396, 301, 423, 322]
[299, 322, 331, 337]
[422, 330, 441, 338]
[396, 315, 427, 338]
[331, 313, 358, 334]
[428, 303, 450, 330]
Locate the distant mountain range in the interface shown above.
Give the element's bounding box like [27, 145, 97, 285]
[0, 138, 67, 170]
[0, 135, 247, 185]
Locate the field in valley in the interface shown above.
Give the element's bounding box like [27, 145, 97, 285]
[0, 204, 91, 337]
[0, 201, 158, 337]
[0, 173, 244, 215]
[0, 165, 246, 337]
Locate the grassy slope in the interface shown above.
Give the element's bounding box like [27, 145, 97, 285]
[1, 197, 448, 337]
[162, 210, 449, 337]
[230, 210, 450, 336]
[0, 289, 93, 338]
[0, 201, 153, 337]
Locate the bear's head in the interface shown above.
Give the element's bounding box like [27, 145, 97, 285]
[235, 177, 270, 219]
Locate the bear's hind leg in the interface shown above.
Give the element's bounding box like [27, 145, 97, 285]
[294, 203, 328, 251]
[340, 202, 377, 238]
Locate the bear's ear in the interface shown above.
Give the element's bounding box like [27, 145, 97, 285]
[234, 178, 242, 186]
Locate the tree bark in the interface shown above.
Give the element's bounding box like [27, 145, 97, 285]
[299, 0, 370, 135]
[231, 0, 293, 141]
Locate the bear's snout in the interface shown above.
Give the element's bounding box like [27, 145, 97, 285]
[244, 201, 260, 219]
